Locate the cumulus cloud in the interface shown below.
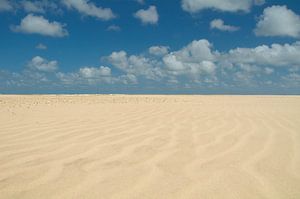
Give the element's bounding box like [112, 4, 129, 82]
[62, 0, 116, 20]
[222, 41, 300, 68]
[11, 14, 68, 37]
[118, 74, 138, 84]
[134, 6, 159, 25]
[0, 0, 12, 11]
[107, 40, 218, 84]
[20, 0, 60, 13]
[264, 67, 274, 75]
[21, 0, 46, 13]
[219, 41, 300, 86]
[162, 40, 217, 82]
[281, 73, 300, 87]
[56, 66, 137, 85]
[107, 25, 121, 32]
[2, 39, 300, 91]
[108, 51, 128, 71]
[254, 5, 300, 38]
[181, 0, 260, 13]
[149, 46, 169, 56]
[27, 56, 58, 72]
[79, 66, 111, 78]
[76, 66, 112, 84]
[0, 0, 59, 13]
[108, 50, 163, 80]
[55, 72, 79, 85]
[36, 43, 47, 50]
[168, 40, 215, 63]
[210, 19, 239, 32]
[106, 39, 300, 86]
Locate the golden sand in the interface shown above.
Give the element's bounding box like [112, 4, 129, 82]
[0, 95, 300, 199]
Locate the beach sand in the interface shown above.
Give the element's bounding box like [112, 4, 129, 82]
[0, 95, 300, 199]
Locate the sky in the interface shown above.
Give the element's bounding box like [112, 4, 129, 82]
[0, 0, 300, 94]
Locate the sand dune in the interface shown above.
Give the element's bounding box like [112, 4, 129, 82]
[0, 95, 300, 199]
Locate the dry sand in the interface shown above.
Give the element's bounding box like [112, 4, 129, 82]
[0, 95, 300, 199]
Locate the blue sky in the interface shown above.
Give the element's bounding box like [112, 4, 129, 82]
[0, 0, 300, 94]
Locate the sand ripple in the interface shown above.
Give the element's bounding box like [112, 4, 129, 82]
[0, 95, 300, 199]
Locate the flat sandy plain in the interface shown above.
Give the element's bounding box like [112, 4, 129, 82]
[0, 95, 300, 199]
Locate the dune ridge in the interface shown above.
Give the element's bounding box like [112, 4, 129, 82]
[0, 95, 300, 199]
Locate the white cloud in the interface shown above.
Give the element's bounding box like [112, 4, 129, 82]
[223, 41, 300, 68]
[254, 5, 300, 38]
[210, 19, 239, 32]
[118, 74, 138, 84]
[163, 54, 186, 71]
[28, 56, 58, 72]
[2, 39, 300, 90]
[281, 73, 300, 87]
[181, 0, 258, 13]
[108, 50, 163, 80]
[107, 25, 121, 32]
[56, 72, 79, 85]
[20, 0, 59, 13]
[36, 43, 47, 50]
[162, 40, 217, 81]
[218, 41, 300, 86]
[108, 51, 128, 71]
[21, 0, 46, 13]
[0, 0, 60, 13]
[149, 46, 169, 56]
[0, 0, 12, 11]
[79, 66, 113, 84]
[11, 14, 68, 37]
[62, 0, 116, 20]
[134, 5, 159, 25]
[169, 39, 215, 63]
[56, 66, 133, 85]
[107, 40, 218, 84]
[264, 67, 274, 75]
[107, 40, 300, 86]
[79, 66, 111, 78]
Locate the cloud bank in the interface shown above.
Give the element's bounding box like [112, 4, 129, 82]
[1, 39, 299, 93]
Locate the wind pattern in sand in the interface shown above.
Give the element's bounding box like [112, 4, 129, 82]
[0, 95, 300, 199]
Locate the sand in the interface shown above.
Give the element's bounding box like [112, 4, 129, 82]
[0, 95, 300, 199]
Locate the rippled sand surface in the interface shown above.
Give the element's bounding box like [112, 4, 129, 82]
[0, 95, 300, 199]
